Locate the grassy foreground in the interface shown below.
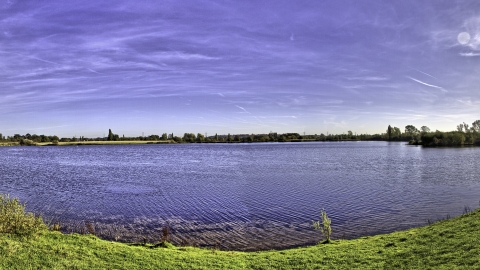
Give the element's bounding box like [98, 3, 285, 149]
[1, 202, 480, 269]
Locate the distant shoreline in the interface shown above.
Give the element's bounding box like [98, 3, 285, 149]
[2, 139, 390, 147]
[2, 139, 478, 147]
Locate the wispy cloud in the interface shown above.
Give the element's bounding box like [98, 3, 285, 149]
[0, 1, 478, 136]
[347, 76, 389, 81]
[459, 52, 480, 57]
[455, 99, 478, 107]
[87, 68, 103, 74]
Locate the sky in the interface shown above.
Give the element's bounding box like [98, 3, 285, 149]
[0, 0, 479, 137]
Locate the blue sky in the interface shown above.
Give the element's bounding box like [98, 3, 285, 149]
[1, 0, 479, 137]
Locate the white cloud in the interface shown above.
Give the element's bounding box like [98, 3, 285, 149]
[459, 52, 480, 57]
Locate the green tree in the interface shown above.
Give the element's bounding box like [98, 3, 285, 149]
[227, 133, 232, 142]
[108, 129, 114, 141]
[405, 125, 418, 136]
[392, 127, 401, 138]
[196, 133, 204, 142]
[387, 125, 392, 140]
[183, 133, 196, 143]
[472, 120, 480, 132]
[215, 133, 218, 141]
[420, 126, 430, 133]
[161, 133, 168, 140]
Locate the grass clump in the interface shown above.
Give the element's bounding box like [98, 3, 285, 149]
[0, 194, 46, 236]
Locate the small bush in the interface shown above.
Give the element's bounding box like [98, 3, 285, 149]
[19, 139, 37, 146]
[313, 208, 332, 243]
[0, 194, 47, 236]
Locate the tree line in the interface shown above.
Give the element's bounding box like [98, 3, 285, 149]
[387, 120, 480, 146]
[2, 121, 479, 146]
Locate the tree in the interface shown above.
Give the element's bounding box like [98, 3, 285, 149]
[183, 133, 196, 143]
[196, 133, 204, 142]
[108, 129, 114, 141]
[215, 133, 218, 141]
[161, 133, 168, 140]
[457, 124, 464, 132]
[420, 126, 430, 133]
[392, 127, 401, 138]
[227, 133, 232, 142]
[387, 125, 392, 140]
[405, 125, 418, 136]
[472, 120, 480, 132]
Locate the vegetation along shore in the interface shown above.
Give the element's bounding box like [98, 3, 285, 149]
[1, 194, 479, 269]
[1, 120, 479, 147]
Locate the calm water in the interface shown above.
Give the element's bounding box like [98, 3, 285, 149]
[1, 142, 479, 250]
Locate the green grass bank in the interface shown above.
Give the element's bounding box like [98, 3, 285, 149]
[1, 195, 480, 269]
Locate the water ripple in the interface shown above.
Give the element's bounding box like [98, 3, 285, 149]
[1, 142, 480, 250]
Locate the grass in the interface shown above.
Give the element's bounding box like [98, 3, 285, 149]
[0, 142, 19, 146]
[1, 196, 480, 269]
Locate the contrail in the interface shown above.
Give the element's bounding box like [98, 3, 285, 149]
[235, 105, 250, 114]
[407, 76, 447, 92]
[87, 68, 102, 74]
[408, 67, 438, 79]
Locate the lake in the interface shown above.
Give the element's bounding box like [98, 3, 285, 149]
[1, 142, 479, 250]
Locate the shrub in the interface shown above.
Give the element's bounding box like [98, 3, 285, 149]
[313, 209, 332, 243]
[19, 139, 37, 146]
[0, 194, 47, 236]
